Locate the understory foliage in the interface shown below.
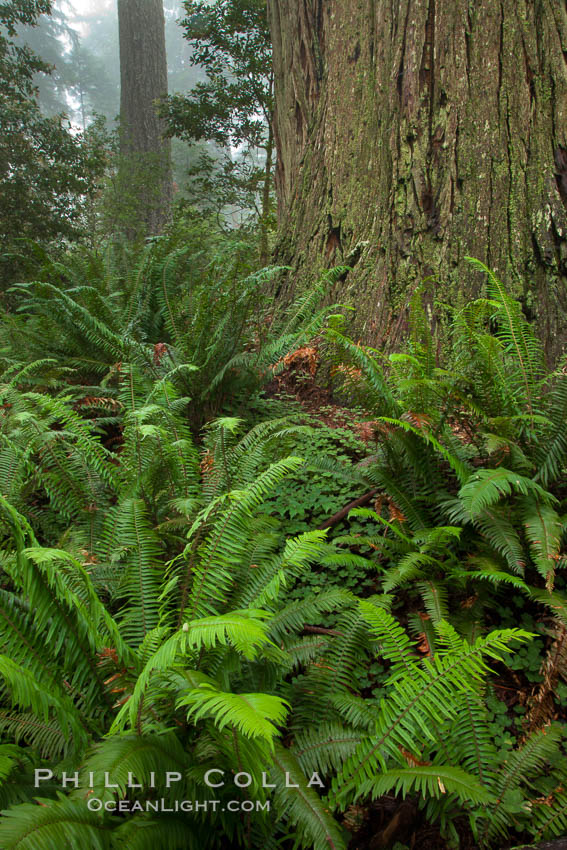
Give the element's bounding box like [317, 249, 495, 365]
[163, 0, 275, 256]
[0, 0, 106, 255]
[0, 246, 566, 849]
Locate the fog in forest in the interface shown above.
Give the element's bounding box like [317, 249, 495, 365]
[16, 0, 202, 124]
[14, 0, 217, 197]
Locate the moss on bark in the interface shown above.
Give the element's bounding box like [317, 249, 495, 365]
[268, 0, 567, 358]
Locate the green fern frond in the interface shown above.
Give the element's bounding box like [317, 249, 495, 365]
[418, 581, 450, 623]
[358, 601, 418, 680]
[186, 456, 305, 619]
[268, 589, 355, 642]
[0, 710, 67, 761]
[326, 330, 399, 415]
[330, 620, 531, 806]
[355, 764, 493, 806]
[377, 417, 471, 485]
[458, 468, 554, 519]
[481, 725, 562, 842]
[271, 744, 347, 850]
[465, 257, 545, 416]
[295, 607, 373, 725]
[0, 657, 88, 756]
[293, 722, 362, 776]
[82, 733, 190, 800]
[186, 609, 273, 653]
[531, 779, 567, 841]
[113, 499, 163, 647]
[179, 685, 289, 745]
[110, 815, 205, 850]
[522, 499, 564, 587]
[0, 795, 109, 850]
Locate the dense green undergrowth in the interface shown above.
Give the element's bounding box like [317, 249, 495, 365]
[0, 233, 566, 849]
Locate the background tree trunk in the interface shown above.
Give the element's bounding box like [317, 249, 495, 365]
[260, 120, 274, 265]
[118, 0, 172, 236]
[268, 0, 567, 359]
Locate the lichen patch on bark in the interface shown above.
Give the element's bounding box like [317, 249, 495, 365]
[268, 0, 567, 358]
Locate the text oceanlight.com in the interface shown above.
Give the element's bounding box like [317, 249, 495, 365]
[86, 799, 271, 813]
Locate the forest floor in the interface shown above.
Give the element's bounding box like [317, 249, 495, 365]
[269, 352, 563, 850]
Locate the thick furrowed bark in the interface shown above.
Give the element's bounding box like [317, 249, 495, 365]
[268, 0, 567, 359]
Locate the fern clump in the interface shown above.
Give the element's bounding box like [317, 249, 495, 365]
[1, 243, 567, 849]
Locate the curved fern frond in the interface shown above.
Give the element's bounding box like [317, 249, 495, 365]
[179, 685, 289, 745]
[330, 620, 531, 807]
[0, 795, 110, 850]
[355, 764, 493, 806]
[82, 733, 190, 800]
[271, 744, 347, 850]
[457, 468, 554, 519]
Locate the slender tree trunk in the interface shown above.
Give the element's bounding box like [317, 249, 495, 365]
[268, 0, 567, 359]
[260, 120, 274, 265]
[118, 0, 172, 237]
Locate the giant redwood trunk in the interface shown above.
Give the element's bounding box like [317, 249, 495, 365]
[268, 0, 567, 357]
[118, 0, 172, 236]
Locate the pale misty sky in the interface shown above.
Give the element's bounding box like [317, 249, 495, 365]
[63, 0, 117, 39]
